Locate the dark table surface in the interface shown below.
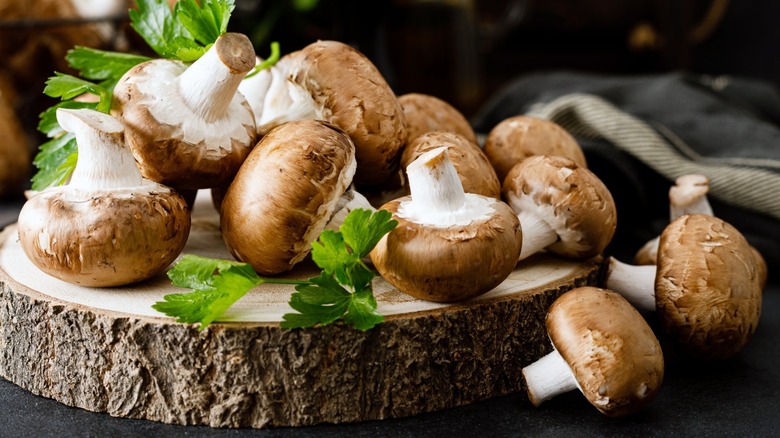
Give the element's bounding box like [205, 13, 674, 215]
[1, 196, 778, 437]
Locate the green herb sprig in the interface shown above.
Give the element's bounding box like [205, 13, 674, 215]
[153, 209, 398, 331]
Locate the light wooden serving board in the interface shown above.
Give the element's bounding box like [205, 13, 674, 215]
[0, 195, 602, 428]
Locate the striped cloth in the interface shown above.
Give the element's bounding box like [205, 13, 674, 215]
[526, 93, 780, 221]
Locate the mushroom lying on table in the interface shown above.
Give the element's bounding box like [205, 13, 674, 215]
[605, 214, 763, 361]
[398, 92, 478, 144]
[484, 115, 587, 182]
[17, 108, 190, 287]
[220, 119, 373, 275]
[112, 32, 258, 191]
[502, 155, 616, 261]
[238, 40, 407, 187]
[370, 147, 522, 302]
[522, 286, 664, 417]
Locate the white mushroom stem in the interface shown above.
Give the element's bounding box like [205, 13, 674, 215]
[522, 348, 579, 406]
[325, 187, 375, 231]
[178, 33, 255, 123]
[517, 211, 558, 261]
[57, 108, 144, 190]
[605, 257, 658, 311]
[399, 147, 494, 227]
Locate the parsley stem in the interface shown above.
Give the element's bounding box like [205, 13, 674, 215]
[259, 277, 309, 286]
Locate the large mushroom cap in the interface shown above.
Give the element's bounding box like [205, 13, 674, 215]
[398, 93, 478, 144]
[18, 188, 190, 287]
[484, 115, 586, 182]
[370, 195, 522, 302]
[291, 40, 407, 186]
[656, 214, 762, 360]
[401, 131, 500, 199]
[220, 119, 356, 275]
[547, 286, 664, 417]
[503, 155, 616, 259]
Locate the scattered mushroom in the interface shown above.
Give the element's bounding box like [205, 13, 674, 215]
[400, 131, 500, 199]
[370, 147, 522, 302]
[112, 32, 258, 191]
[398, 92, 478, 144]
[605, 214, 763, 361]
[0, 82, 30, 197]
[17, 108, 191, 287]
[484, 115, 587, 182]
[522, 286, 664, 417]
[220, 119, 373, 275]
[634, 174, 768, 288]
[502, 155, 616, 261]
[238, 40, 407, 186]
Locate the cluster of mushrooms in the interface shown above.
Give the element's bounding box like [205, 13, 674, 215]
[16, 32, 766, 417]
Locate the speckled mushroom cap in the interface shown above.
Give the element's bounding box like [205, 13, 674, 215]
[502, 155, 616, 259]
[220, 119, 356, 275]
[369, 196, 522, 302]
[547, 286, 664, 417]
[289, 40, 407, 186]
[655, 214, 762, 360]
[484, 115, 586, 182]
[401, 131, 500, 199]
[398, 93, 478, 144]
[112, 33, 257, 190]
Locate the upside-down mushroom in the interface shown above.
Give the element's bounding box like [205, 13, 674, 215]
[112, 32, 258, 191]
[17, 108, 190, 287]
[606, 214, 762, 361]
[370, 147, 522, 302]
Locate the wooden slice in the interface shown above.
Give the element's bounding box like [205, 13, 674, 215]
[0, 196, 602, 428]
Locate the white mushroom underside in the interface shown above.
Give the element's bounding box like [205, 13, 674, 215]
[396, 193, 495, 227]
[131, 61, 254, 152]
[238, 62, 325, 134]
[506, 190, 590, 256]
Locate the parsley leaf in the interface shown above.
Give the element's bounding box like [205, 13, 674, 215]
[153, 209, 397, 331]
[66, 47, 151, 82]
[176, 0, 234, 47]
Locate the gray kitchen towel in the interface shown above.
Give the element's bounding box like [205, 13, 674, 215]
[472, 71, 780, 275]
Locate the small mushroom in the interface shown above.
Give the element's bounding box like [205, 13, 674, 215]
[112, 32, 258, 191]
[370, 147, 522, 302]
[220, 119, 373, 275]
[605, 214, 763, 361]
[502, 155, 617, 261]
[484, 115, 587, 182]
[17, 108, 190, 287]
[522, 286, 664, 417]
[398, 93, 478, 144]
[239, 40, 407, 186]
[634, 174, 768, 288]
[400, 131, 500, 199]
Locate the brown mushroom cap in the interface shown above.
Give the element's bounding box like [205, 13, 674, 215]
[220, 119, 356, 275]
[112, 33, 257, 190]
[290, 40, 407, 186]
[547, 286, 664, 417]
[0, 83, 30, 197]
[401, 131, 500, 199]
[502, 155, 616, 259]
[398, 93, 478, 144]
[18, 188, 190, 287]
[484, 115, 586, 182]
[655, 214, 762, 360]
[370, 195, 522, 302]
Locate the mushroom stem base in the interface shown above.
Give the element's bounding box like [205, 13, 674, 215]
[522, 347, 578, 406]
[518, 212, 558, 261]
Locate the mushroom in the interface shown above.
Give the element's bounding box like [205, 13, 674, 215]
[484, 115, 587, 182]
[238, 40, 407, 186]
[633, 174, 768, 289]
[112, 32, 258, 191]
[369, 147, 522, 302]
[0, 82, 30, 197]
[605, 214, 763, 361]
[400, 131, 500, 199]
[220, 119, 373, 275]
[522, 286, 664, 417]
[398, 92, 478, 144]
[17, 108, 190, 287]
[502, 155, 617, 261]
